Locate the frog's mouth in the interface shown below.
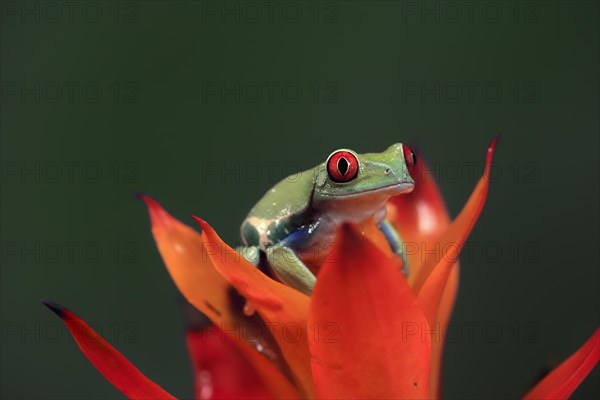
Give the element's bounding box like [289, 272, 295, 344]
[325, 182, 415, 198]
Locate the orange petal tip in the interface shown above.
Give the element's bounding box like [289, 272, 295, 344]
[486, 136, 500, 167]
[137, 193, 172, 228]
[190, 215, 209, 230]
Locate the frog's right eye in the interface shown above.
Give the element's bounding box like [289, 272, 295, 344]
[327, 150, 359, 182]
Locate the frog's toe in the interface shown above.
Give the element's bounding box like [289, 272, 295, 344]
[235, 245, 260, 266]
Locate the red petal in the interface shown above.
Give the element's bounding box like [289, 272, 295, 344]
[309, 223, 431, 399]
[523, 328, 600, 400]
[411, 137, 498, 293]
[193, 216, 313, 398]
[140, 195, 301, 398]
[42, 301, 176, 400]
[416, 138, 498, 315]
[187, 326, 272, 400]
[386, 148, 455, 398]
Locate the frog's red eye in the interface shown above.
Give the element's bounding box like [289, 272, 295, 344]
[403, 144, 417, 174]
[327, 150, 359, 182]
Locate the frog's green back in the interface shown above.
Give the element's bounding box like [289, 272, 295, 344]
[246, 166, 317, 220]
[240, 166, 318, 247]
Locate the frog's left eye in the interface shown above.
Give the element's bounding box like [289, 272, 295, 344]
[327, 150, 359, 182]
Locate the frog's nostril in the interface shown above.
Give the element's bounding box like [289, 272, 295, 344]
[384, 168, 391, 175]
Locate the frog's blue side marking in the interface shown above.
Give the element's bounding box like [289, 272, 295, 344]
[378, 220, 409, 276]
[280, 223, 313, 249]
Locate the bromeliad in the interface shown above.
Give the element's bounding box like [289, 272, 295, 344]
[44, 139, 599, 399]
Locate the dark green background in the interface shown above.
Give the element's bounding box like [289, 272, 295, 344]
[1, 1, 598, 399]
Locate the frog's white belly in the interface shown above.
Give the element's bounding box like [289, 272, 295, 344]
[242, 216, 288, 249]
[294, 203, 387, 262]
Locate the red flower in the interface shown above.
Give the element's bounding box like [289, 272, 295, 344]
[45, 139, 599, 399]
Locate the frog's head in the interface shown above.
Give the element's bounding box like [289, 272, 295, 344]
[313, 143, 416, 203]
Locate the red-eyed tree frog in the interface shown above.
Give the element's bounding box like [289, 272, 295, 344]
[237, 143, 417, 295]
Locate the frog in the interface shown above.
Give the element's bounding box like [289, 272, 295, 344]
[237, 143, 417, 295]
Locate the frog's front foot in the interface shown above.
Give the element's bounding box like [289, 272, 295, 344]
[235, 245, 261, 266]
[265, 246, 316, 295]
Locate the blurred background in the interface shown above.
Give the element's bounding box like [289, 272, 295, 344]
[1, 1, 598, 399]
